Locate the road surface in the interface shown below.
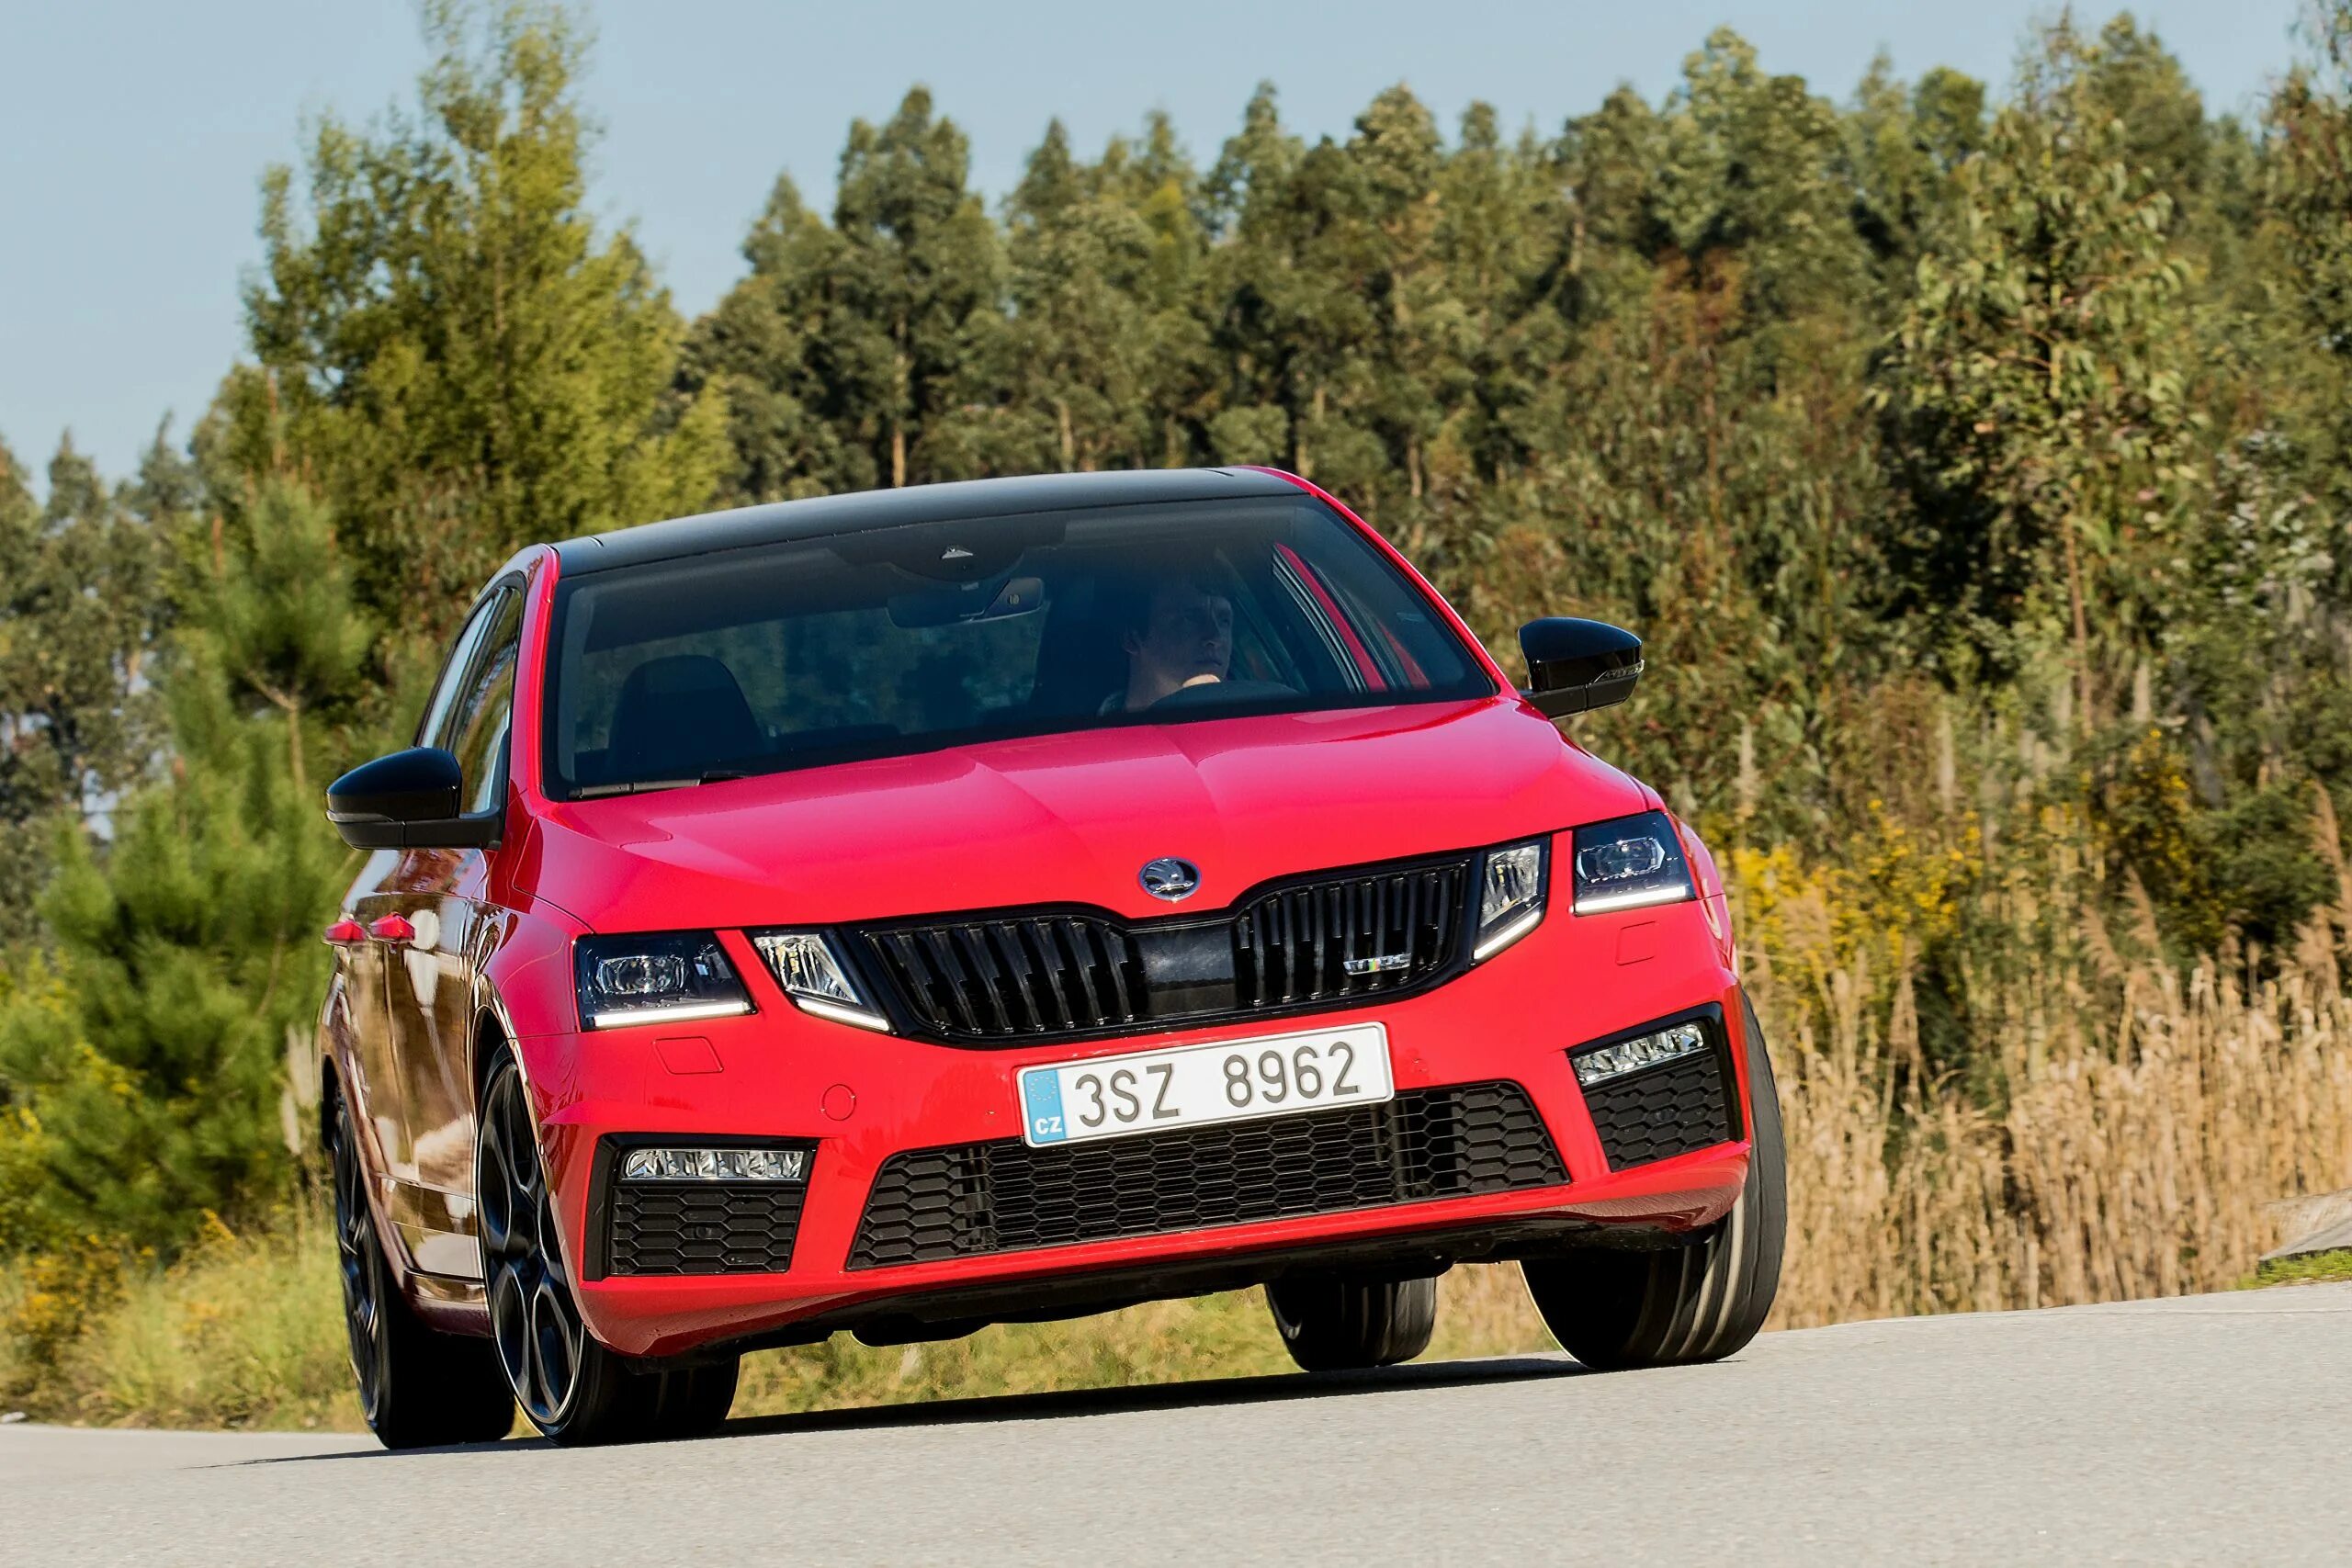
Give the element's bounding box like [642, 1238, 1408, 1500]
[6, 1281, 2347, 1566]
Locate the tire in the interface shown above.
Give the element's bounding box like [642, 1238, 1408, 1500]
[477, 1046, 738, 1445]
[1265, 1273, 1439, 1371]
[330, 1086, 516, 1450]
[642, 1358, 741, 1439]
[1523, 996, 1788, 1371]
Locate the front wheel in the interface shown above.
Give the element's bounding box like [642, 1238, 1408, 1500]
[477, 1046, 739, 1445]
[1522, 996, 1787, 1371]
[1266, 1273, 1439, 1371]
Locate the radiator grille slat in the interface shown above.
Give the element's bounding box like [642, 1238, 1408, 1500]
[853, 854, 1474, 1045]
[849, 1081, 1565, 1269]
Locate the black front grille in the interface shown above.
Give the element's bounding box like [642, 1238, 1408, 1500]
[605, 1183, 808, 1276]
[854, 854, 1474, 1045]
[849, 1080, 1566, 1269]
[863, 915, 1149, 1037]
[1580, 1051, 1736, 1168]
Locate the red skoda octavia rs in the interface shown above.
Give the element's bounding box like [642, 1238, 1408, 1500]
[319, 467, 1785, 1447]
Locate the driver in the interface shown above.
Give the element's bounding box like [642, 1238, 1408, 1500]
[1114, 577, 1233, 710]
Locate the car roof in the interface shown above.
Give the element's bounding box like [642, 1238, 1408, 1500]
[549, 468, 1305, 578]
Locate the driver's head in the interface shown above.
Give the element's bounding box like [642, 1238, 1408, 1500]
[1120, 576, 1233, 709]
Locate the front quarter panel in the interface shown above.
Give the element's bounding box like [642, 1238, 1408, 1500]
[1672, 815, 1737, 972]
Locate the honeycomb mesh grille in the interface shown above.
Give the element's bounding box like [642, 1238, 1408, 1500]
[606, 1182, 809, 1276]
[1580, 1050, 1736, 1169]
[849, 1081, 1565, 1269]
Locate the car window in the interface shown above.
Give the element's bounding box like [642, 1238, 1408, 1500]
[545, 496, 1493, 798]
[445, 589, 526, 814]
[416, 595, 503, 750]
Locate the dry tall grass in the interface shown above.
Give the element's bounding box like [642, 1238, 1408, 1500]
[1751, 806, 2352, 1325]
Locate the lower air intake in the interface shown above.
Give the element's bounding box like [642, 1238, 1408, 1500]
[1579, 1049, 1737, 1169]
[605, 1182, 809, 1276]
[848, 1080, 1566, 1269]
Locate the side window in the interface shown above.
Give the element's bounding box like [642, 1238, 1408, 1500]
[446, 589, 526, 815]
[417, 596, 502, 750]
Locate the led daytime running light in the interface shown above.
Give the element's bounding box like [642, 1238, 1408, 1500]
[586, 998, 752, 1030]
[1469, 839, 1549, 964]
[795, 995, 893, 1032]
[752, 930, 893, 1033]
[1473, 908, 1544, 963]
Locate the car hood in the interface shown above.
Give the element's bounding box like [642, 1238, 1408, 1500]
[522, 696, 1650, 931]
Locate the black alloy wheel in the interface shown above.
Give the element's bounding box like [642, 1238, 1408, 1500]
[330, 1085, 514, 1450]
[1521, 995, 1789, 1371]
[477, 1047, 740, 1445]
[1265, 1273, 1440, 1371]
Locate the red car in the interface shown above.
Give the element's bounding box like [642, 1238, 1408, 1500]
[319, 467, 1785, 1447]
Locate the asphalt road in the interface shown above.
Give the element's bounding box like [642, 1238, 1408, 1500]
[6, 1281, 2348, 1567]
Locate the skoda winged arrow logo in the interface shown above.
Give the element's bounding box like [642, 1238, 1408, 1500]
[1138, 857, 1203, 902]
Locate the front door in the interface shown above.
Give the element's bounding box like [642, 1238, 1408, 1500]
[374, 582, 526, 1280]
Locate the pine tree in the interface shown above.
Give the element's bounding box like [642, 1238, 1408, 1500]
[4, 479, 371, 1248]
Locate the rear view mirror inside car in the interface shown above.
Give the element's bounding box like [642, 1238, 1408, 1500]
[888, 574, 1046, 627]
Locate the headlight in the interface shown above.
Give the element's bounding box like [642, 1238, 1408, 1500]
[751, 931, 892, 1032]
[1570, 810, 1695, 915]
[575, 932, 752, 1030]
[1472, 839, 1549, 962]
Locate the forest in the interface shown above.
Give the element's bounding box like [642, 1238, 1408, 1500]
[5, 0, 2352, 1422]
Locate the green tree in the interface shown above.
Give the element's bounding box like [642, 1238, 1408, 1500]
[677, 175, 866, 504]
[2268, 0, 2352, 540]
[826, 88, 1006, 487]
[1876, 17, 2202, 714]
[235, 0, 726, 641]
[688, 89, 1006, 497]
[1846, 60, 1985, 286]
[3, 480, 370, 1248]
[1001, 116, 1212, 475]
[0, 437, 167, 943]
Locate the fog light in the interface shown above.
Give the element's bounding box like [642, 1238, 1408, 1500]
[620, 1146, 808, 1182]
[1573, 1021, 1708, 1088]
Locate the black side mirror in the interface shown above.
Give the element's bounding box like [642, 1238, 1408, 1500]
[1518, 618, 1644, 719]
[325, 747, 501, 851]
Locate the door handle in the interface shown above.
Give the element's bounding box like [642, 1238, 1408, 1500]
[323, 919, 367, 946]
[368, 914, 416, 943]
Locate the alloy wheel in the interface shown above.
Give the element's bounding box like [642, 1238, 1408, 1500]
[479, 1060, 588, 1430]
[332, 1095, 386, 1421]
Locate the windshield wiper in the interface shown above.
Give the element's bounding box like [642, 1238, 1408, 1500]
[573, 770, 748, 799]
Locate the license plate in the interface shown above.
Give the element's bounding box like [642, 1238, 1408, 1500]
[1017, 1023, 1393, 1147]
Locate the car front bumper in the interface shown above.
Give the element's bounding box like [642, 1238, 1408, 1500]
[519, 895, 1756, 1359]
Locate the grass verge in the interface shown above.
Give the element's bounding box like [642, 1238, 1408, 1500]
[2244, 1248, 2352, 1289]
[0, 1211, 1554, 1431]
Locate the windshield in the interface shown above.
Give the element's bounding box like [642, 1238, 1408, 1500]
[542, 495, 1494, 799]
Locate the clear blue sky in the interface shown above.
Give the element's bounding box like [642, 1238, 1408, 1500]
[0, 0, 2312, 487]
